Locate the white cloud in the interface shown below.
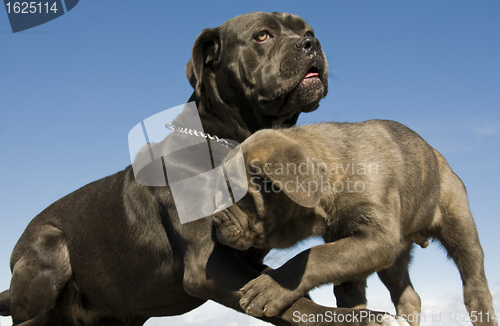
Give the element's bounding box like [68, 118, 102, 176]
[0, 303, 271, 326]
[144, 301, 270, 326]
[470, 124, 500, 138]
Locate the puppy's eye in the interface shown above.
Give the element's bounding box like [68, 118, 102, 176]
[305, 31, 314, 38]
[255, 30, 271, 42]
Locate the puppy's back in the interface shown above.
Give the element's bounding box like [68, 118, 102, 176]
[279, 120, 442, 228]
[281, 120, 436, 165]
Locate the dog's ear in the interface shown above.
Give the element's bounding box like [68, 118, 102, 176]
[186, 27, 221, 97]
[250, 144, 325, 208]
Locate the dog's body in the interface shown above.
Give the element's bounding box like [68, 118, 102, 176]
[214, 120, 497, 326]
[0, 12, 358, 326]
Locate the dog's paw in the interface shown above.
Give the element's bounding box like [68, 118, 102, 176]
[239, 274, 300, 317]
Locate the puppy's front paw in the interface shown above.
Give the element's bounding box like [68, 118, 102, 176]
[239, 274, 300, 317]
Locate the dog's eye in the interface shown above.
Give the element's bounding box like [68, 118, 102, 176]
[304, 31, 314, 38]
[255, 31, 271, 42]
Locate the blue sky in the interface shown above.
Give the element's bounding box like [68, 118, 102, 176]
[1, 1, 499, 325]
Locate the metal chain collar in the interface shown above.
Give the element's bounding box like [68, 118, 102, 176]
[165, 123, 234, 148]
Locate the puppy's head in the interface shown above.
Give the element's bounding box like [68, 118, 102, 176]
[213, 129, 327, 250]
[187, 12, 328, 129]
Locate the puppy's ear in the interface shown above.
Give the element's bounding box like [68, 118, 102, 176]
[186, 27, 221, 97]
[250, 144, 326, 208]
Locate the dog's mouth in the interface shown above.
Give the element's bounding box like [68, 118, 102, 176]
[300, 67, 322, 86]
[213, 215, 255, 251]
[262, 67, 323, 101]
[260, 65, 326, 122]
[294, 66, 325, 98]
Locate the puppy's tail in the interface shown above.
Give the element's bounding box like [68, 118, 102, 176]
[0, 289, 11, 316]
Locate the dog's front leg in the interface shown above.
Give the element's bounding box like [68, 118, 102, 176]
[182, 239, 295, 325]
[182, 241, 394, 326]
[239, 232, 400, 318]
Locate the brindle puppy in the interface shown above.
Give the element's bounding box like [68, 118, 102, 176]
[214, 120, 497, 326]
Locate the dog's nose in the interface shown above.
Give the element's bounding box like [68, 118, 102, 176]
[296, 36, 321, 54]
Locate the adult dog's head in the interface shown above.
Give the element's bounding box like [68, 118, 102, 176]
[187, 12, 328, 135]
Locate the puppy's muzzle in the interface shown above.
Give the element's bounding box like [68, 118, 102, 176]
[213, 213, 251, 250]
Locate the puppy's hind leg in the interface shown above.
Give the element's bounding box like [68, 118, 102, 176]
[333, 279, 367, 309]
[9, 224, 72, 326]
[377, 243, 421, 326]
[433, 155, 497, 326]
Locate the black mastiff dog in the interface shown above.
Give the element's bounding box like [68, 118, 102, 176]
[213, 121, 497, 326]
[0, 12, 407, 326]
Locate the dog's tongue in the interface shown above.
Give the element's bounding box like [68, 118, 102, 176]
[304, 72, 319, 79]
